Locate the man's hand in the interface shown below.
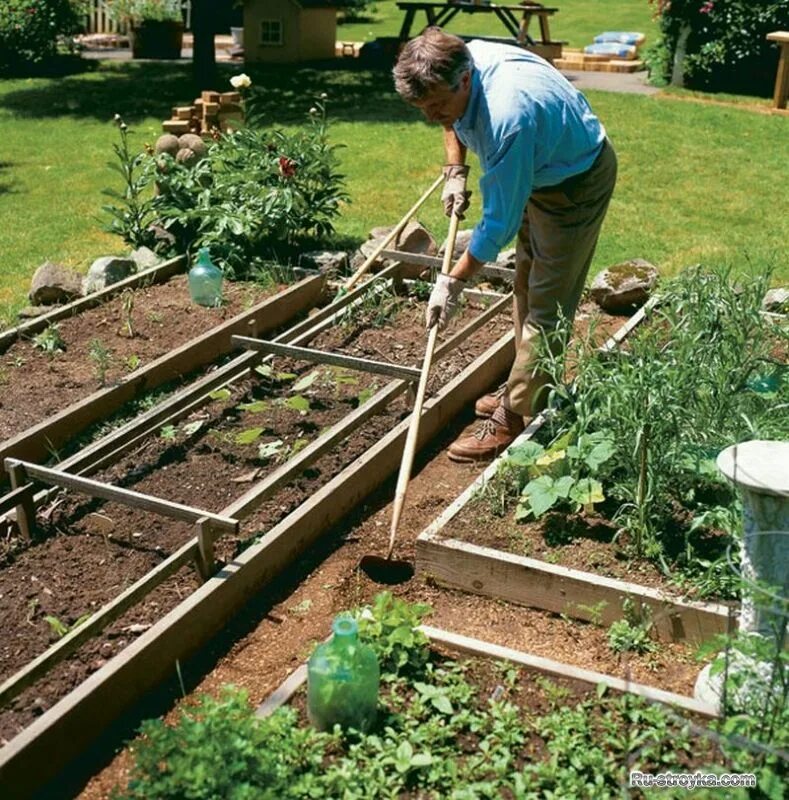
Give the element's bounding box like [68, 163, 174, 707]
[426, 273, 465, 330]
[441, 165, 471, 219]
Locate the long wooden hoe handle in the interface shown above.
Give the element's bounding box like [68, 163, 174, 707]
[387, 210, 461, 558]
[343, 173, 444, 292]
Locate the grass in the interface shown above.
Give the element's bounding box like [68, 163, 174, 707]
[0, 47, 787, 327]
[338, 0, 659, 49]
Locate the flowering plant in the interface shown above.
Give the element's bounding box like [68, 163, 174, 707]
[0, 0, 84, 74]
[105, 0, 182, 24]
[647, 0, 789, 93]
[104, 91, 349, 279]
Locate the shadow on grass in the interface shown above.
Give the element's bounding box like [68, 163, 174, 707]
[0, 161, 18, 196]
[0, 58, 422, 126]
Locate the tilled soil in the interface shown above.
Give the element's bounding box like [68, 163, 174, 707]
[0, 275, 280, 442]
[0, 294, 511, 743]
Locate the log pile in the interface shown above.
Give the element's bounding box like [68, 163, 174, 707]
[161, 90, 243, 137]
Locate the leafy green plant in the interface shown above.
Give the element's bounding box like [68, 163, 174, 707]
[354, 591, 431, 678]
[648, 0, 789, 95]
[500, 430, 614, 521]
[32, 323, 65, 354]
[530, 266, 786, 594]
[607, 598, 656, 655]
[103, 115, 157, 249]
[137, 98, 348, 278]
[45, 612, 91, 639]
[88, 338, 112, 386]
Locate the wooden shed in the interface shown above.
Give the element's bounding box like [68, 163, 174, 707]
[243, 0, 339, 63]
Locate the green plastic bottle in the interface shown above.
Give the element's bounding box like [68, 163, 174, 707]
[307, 616, 379, 732]
[188, 247, 223, 307]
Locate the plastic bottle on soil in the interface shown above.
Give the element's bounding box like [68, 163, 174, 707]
[307, 616, 379, 732]
[188, 247, 223, 307]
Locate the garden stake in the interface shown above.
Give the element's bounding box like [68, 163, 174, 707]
[338, 173, 444, 298]
[360, 208, 461, 585]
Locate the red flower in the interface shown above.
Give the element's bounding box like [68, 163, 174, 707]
[278, 156, 297, 178]
[700, 1, 714, 13]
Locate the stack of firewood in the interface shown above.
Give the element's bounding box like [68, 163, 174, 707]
[161, 90, 243, 137]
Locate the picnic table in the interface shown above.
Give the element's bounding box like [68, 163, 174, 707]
[396, 0, 564, 62]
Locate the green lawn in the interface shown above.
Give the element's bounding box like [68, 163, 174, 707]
[338, 0, 658, 49]
[0, 52, 787, 327]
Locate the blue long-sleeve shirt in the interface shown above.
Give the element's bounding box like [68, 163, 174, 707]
[454, 41, 606, 263]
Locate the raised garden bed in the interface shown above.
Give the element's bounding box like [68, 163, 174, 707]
[416, 270, 787, 648]
[0, 269, 325, 472]
[105, 595, 747, 800]
[0, 271, 520, 795]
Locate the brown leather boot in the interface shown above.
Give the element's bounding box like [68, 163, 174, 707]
[448, 404, 524, 463]
[474, 382, 507, 418]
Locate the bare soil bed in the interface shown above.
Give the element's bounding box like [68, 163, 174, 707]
[0, 291, 511, 743]
[0, 275, 281, 442]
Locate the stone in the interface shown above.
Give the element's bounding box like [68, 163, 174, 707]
[83, 256, 137, 295]
[130, 246, 160, 270]
[178, 133, 207, 157]
[438, 228, 473, 262]
[17, 305, 59, 319]
[154, 133, 179, 156]
[299, 250, 349, 276]
[589, 259, 658, 314]
[351, 220, 437, 271]
[762, 287, 789, 314]
[29, 261, 83, 306]
[495, 248, 517, 270]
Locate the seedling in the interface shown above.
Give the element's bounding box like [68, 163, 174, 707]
[88, 338, 112, 386]
[607, 598, 655, 654]
[32, 324, 65, 355]
[126, 354, 141, 371]
[120, 287, 136, 338]
[44, 612, 92, 639]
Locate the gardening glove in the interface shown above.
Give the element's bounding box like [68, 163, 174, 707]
[441, 164, 471, 220]
[426, 273, 465, 330]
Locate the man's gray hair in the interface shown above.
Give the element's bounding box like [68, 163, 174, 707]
[393, 27, 472, 101]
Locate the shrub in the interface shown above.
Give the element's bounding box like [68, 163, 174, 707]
[648, 0, 789, 94]
[0, 0, 85, 75]
[103, 99, 348, 279]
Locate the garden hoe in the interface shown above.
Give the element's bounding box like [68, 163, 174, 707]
[360, 207, 462, 585]
[334, 174, 444, 301]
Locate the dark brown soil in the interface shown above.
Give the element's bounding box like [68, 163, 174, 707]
[69, 305, 714, 800]
[445, 503, 671, 590]
[0, 275, 280, 442]
[0, 292, 510, 743]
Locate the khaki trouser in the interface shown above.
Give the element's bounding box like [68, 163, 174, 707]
[507, 138, 617, 417]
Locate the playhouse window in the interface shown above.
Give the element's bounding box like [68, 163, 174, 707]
[261, 19, 283, 45]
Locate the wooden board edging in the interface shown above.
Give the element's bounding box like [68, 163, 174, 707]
[417, 534, 731, 644]
[420, 625, 718, 718]
[415, 301, 732, 645]
[0, 256, 186, 354]
[0, 274, 325, 471]
[253, 622, 717, 727]
[0, 331, 515, 798]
